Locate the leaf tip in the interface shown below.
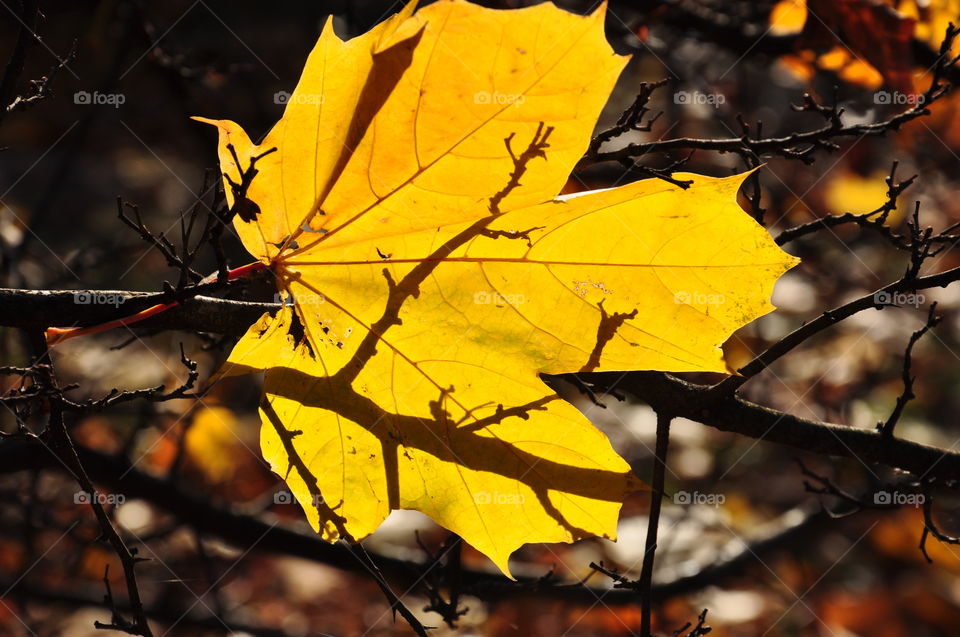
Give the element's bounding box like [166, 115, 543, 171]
[190, 116, 241, 133]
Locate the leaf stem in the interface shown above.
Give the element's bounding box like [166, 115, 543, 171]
[45, 261, 267, 345]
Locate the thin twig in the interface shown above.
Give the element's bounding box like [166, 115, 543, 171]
[640, 411, 672, 637]
[27, 331, 153, 636]
[879, 304, 941, 437]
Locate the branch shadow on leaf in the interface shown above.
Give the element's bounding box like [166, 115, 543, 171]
[258, 364, 633, 540]
[230, 121, 644, 556]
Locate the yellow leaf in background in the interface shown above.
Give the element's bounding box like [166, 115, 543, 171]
[897, 0, 960, 56]
[185, 405, 242, 483]
[836, 58, 885, 91]
[770, 0, 807, 35]
[779, 45, 885, 91]
[824, 170, 905, 226]
[197, 0, 798, 576]
[769, 0, 905, 91]
[776, 0, 960, 88]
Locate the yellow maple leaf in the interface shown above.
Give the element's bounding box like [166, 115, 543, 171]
[195, 0, 798, 576]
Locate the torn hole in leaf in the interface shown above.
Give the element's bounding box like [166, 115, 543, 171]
[301, 222, 329, 234]
[272, 237, 299, 251]
[287, 308, 316, 359]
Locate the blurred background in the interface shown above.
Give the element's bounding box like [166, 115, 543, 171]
[3, 0, 960, 635]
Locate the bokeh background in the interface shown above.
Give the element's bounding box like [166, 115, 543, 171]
[4, 0, 960, 635]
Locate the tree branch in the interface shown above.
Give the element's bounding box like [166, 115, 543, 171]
[0, 288, 275, 334]
[585, 371, 960, 483]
